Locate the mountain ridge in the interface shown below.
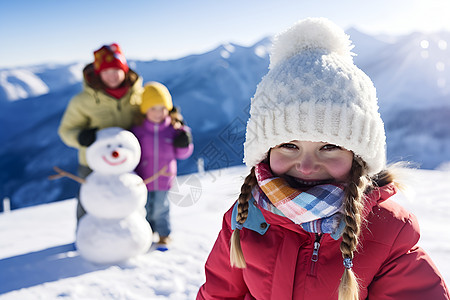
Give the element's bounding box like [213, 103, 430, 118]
[1, 29, 449, 210]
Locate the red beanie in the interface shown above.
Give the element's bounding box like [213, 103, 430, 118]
[93, 43, 129, 74]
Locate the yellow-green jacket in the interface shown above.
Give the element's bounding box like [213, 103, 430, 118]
[58, 65, 143, 166]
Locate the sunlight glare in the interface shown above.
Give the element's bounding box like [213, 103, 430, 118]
[420, 40, 429, 49]
[436, 62, 445, 72]
[438, 40, 448, 50]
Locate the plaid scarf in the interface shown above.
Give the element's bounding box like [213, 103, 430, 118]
[253, 162, 345, 239]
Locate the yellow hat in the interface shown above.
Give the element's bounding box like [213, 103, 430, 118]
[140, 82, 173, 114]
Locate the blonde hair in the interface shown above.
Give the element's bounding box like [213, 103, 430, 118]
[338, 158, 368, 300]
[230, 166, 256, 268]
[229, 157, 397, 300]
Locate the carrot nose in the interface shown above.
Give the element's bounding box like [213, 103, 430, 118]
[112, 150, 119, 158]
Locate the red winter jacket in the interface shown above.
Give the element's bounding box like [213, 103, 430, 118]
[197, 184, 449, 300]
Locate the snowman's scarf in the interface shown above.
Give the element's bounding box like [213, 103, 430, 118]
[253, 162, 346, 239]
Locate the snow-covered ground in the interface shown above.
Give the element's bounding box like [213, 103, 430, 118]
[0, 166, 449, 299]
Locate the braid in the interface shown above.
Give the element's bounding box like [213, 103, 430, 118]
[230, 167, 257, 268]
[169, 106, 185, 128]
[338, 158, 369, 300]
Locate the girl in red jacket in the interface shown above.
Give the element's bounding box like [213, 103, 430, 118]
[197, 18, 449, 300]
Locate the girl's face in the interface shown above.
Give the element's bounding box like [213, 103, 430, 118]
[270, 140, 353, 186]
[146, 105, 169, 124]
[99, 68, 126, 89]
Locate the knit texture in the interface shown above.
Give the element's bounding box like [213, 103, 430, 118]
[140, 82, 173, 113]
[244, 18, 386, 175]
[93, 43, 129, 74]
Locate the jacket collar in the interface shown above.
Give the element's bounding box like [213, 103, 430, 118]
[143, 116, 172, 132]
[362, 183, 398, 219]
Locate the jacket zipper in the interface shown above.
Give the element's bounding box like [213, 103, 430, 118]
[309, 233, 322, 276]
[153, 123, 159, 190]
[94, 92, 100, 104]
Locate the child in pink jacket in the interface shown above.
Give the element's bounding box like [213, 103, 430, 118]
[132, 82, 193, 250]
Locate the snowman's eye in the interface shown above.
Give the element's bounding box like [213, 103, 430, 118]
[118, 144, 123, 148]
[107, 144, 111, 148]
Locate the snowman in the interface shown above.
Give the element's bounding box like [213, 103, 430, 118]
[53, 127, 152, 264]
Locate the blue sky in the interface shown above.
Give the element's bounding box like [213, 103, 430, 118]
[1, 0, 449, 68]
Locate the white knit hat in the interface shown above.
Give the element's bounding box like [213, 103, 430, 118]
[244, 18, 386, 176]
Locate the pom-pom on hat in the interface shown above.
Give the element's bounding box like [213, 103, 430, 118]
[93, 43, 129, 74]
[244, 18, 386, 176]
[140, 82, 173, 114]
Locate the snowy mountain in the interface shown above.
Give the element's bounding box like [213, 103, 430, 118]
[0, 38, 271, 211]
[0, 63, 84, 102]
[1, 29, 450, 211]
[0, 166, 449, 298]
[352, 30, 450, 170]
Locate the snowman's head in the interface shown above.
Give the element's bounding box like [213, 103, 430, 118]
[86, 127, 141, 175]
